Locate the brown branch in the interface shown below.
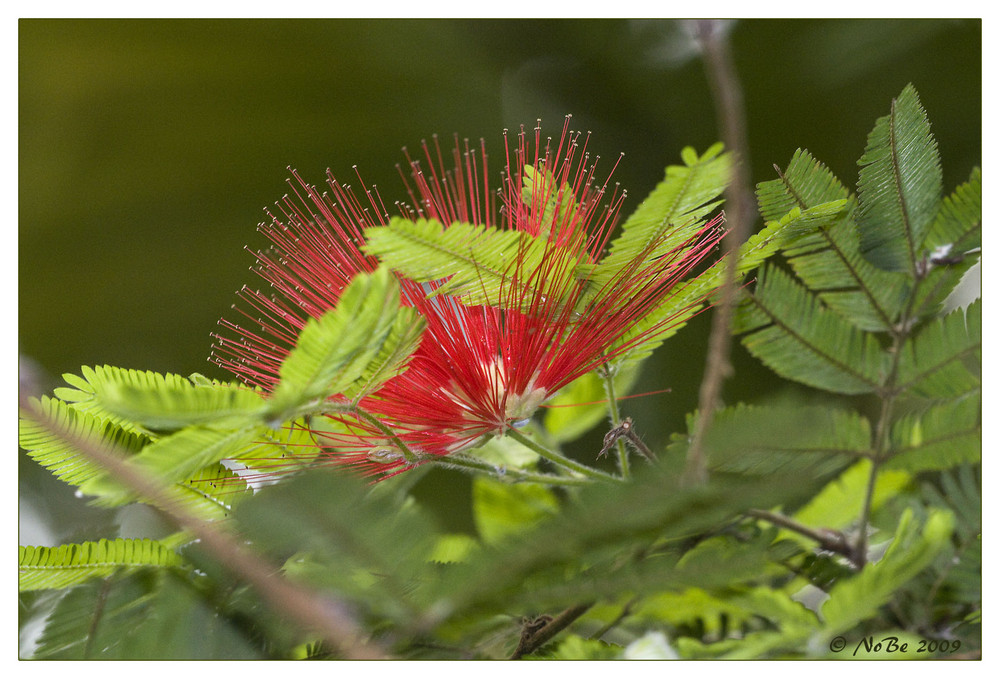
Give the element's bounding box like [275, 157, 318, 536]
[509, 603, 594, 659]
[684, 20, 757, 484]
[18, 386, 387, 660]
[746, 509, 861, 567]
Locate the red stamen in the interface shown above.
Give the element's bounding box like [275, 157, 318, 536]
[212, 118, 726, 481]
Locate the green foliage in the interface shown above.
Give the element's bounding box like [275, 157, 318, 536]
[168, 463, 254, 521]
[856, 84, 943, 273]
[677, 508, 954, 659]
[895, 300, 981, 399]
[28, 571, 264, 659]
[546, 634, 623, 659]
[740, 264, 888, 394]
[235, 470, 439, 622]
[97, 379, 266, 431]
[19, 85, 979, 659]
[736, 83, 981, 458]
[593, 144, 728, 284]
[670, 403, 869, 478]
[54, 365, 198, 435]
[77, 426, 267, 506]
[678, 84, 980, 659]
[819, 509, 954, 637]
[19, 538, 182, 591]
[791, 459, 909, 534]
[602, 152, 835, 369]
[267, 267, 425, 419]
[364, 217, 586, 311]
[19, 395, 154, 508]
[472, 477, 560, 544]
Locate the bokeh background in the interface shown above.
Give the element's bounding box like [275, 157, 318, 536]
[19, 19, 982, 541]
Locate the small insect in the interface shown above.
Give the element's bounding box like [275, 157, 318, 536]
[598, 417, 656, 463]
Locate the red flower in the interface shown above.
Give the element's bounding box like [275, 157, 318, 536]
[213, 118, 725, 479]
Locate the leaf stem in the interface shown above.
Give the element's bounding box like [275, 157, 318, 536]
[600, 367, 631, 480]
[505, 427, 623, 483]
[312, 401, 420, 464]
[855, 291, 915, 566]
[416, 451, 594, 487]
[349, 404, 420, 463]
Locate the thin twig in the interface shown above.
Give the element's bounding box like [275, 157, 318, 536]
[509, 603, 594, 659]
[417, 451, 594, 487]
[746, 509, 858, 565]
[684, 20, 757, 485]
[18, 389, 387, 660]
[506, 427, 623, 483]
[590, 597, 637, 641]
[600, 366, 632, 479]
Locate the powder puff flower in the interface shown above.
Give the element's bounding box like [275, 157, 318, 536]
[213, 118, 725, 479]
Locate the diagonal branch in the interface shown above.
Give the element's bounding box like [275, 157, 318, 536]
[684, 20, 756, 484]
[18, 384, 387, 660]
[509, 603, 594, 659]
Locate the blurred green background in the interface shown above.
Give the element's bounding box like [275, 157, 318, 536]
[19, 19, 981, 541]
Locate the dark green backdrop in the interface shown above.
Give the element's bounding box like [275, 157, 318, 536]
[19, 19, 982, 538]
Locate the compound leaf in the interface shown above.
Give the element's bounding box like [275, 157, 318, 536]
[19, 538, 182, 592]
[856, 84, 943, 273]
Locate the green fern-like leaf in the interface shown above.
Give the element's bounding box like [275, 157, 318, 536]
[19, 538, 182, 591]
[98, 378, 267, 431]
[363, 217, 583, 310]
[170, 463, 255, 521]
[343, 302, 426, 402]
[856, 84, 943, 273]
[433, 463, 828, 619]
[680, 508, 952, 659]
[757, 147, 850, 222]
[895, 300, 981, 399]
[19, 395, 150, 495]
[77, 425, 266, 505]
[924, 166, 982, 253]
[589, 144, 729, 288]
[886, 394, 981, 472]
[673, 403, 870, 478]
[233, 468, 438, 620]
[605, 200, 840, 369]
[267, 267, 420, 418]
[30, 572, 159, 659]
[757, 149, 911, 331]
[911, 167, 982, 317]
[229, 418, 323, 476]
[54, 365, 194, 435]
[739, 265, 887, 394]
[28, 570, 262, 659]
[925, 465, 981, 540]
